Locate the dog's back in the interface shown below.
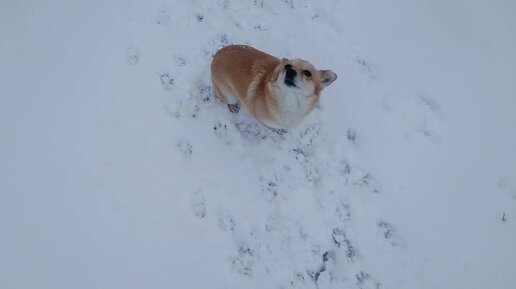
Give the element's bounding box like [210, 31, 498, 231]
[211, 45, 278, 104]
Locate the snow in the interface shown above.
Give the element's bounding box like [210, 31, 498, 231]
[1, 0, 515, 288]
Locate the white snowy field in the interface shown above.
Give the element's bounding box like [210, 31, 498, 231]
[1, 0, 515, 288]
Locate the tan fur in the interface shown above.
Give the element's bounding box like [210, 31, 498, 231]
[211, 45, 337, 129]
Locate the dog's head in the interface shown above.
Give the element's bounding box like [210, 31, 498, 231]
[275, 58, 337, 99]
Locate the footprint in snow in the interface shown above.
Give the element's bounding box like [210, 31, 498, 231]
[191, 189, 206, 218]
[253, 0, 265, 8]
[347, 128, 358, 144]
[159, 73, 174, 90]
[173, 55, 187, 67]
[497, 176, 516, 223]
[212, 121, 232, 144]
[207, 33, 232, 56]
[289, 271, 307, 288]
[196, 83, 213, 105]
[231, 243, 255, 277]
[356, 57, 376, 80]
[377, 220, 406, 248]
[352, 172, 381, 194]
[217, 210, 236, 233]
[356, 271, 382, 289]
[261, 177, 280, 201]
[419, 94, 442, 116]
[405, 94, 443, 144]
[126, 44, 140, 66]
[334, 202, 352, 223]
[332, 227, 355, 262]
[176, 139, 193, 155]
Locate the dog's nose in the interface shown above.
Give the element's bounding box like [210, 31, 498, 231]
[286, 68, 297, 78]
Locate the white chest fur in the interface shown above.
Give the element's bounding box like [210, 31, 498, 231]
[270, 84, 315, 128]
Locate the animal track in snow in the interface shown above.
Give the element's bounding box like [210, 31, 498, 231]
[353, 173, 381, 194]
[377, 220, 406, 248]
[356, 57, 376, 79]
[334, 202, 352, 223]
[405, 94, 443, 144]
[419, 94, 442, 116]
[261, 177, 280, 201]
[176, 139, 193, 155]
[217, 210, 236, 233]
[332, 227, 355, 262]
[212, 121, 233, 144]
[405, 119, 442, 144]
[234, 120, 275, 141]
[196, 83, 212, 104]
[497, 176, 516, 223]
[173, 55, 187, 67]
[159, 73, 174, 90]
[253, 0, 265, 8]
[356, 271, 382, 289]
[289, 271, 307, 288]
[338, 161, 381, 193]
[126, 44, 140, 65]
[191, 189, 207, 218]
[231, 243, 256, 277]
[347, 128, 358, 144]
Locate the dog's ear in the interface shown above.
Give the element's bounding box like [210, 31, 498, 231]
[319, 70, 337, 88]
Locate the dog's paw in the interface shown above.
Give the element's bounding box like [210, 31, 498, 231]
[271, 128, 288, 135]
[227, 103, 240, 113]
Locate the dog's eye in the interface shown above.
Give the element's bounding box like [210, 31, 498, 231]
[303, 70, 312, 77]
[284, 64, 292, 70]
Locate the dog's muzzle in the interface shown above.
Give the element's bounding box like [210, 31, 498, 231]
[284, 68, 297, 87]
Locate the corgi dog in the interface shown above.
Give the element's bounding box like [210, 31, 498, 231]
[211, 45, 337, 129]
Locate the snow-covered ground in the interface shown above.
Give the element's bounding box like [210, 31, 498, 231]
[1, 0, 515, 288]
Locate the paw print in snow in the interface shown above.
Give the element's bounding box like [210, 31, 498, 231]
[218, 210, 236, 233]
[332, 227, 355, 261]
[208, 33, 231, 55]
[334, 202, 351, 223]
[173, 55, 186, 67]
[126, 44, 140, 65]
[213, 121, 234, 144]
[160, 73, 174, 90]
[419, 94, 442, 116]
[253, 0, 265, 8]
[356, 57, 376, 80]
[377, 220, 405, 248]
[356, 271, 381, 289]
[191, 190, 207, 218]
[353, 173, 380, 194]
[263, 180, 279, 200]
[347, 128, 358, 144]
[338, 160, 351, 179]
[289, 272, 307, 288]
[405, 94, 443, 144]
[197, 83, 212, 104]
[231, 244, 255, 277]
[176, 139, 193, 155]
